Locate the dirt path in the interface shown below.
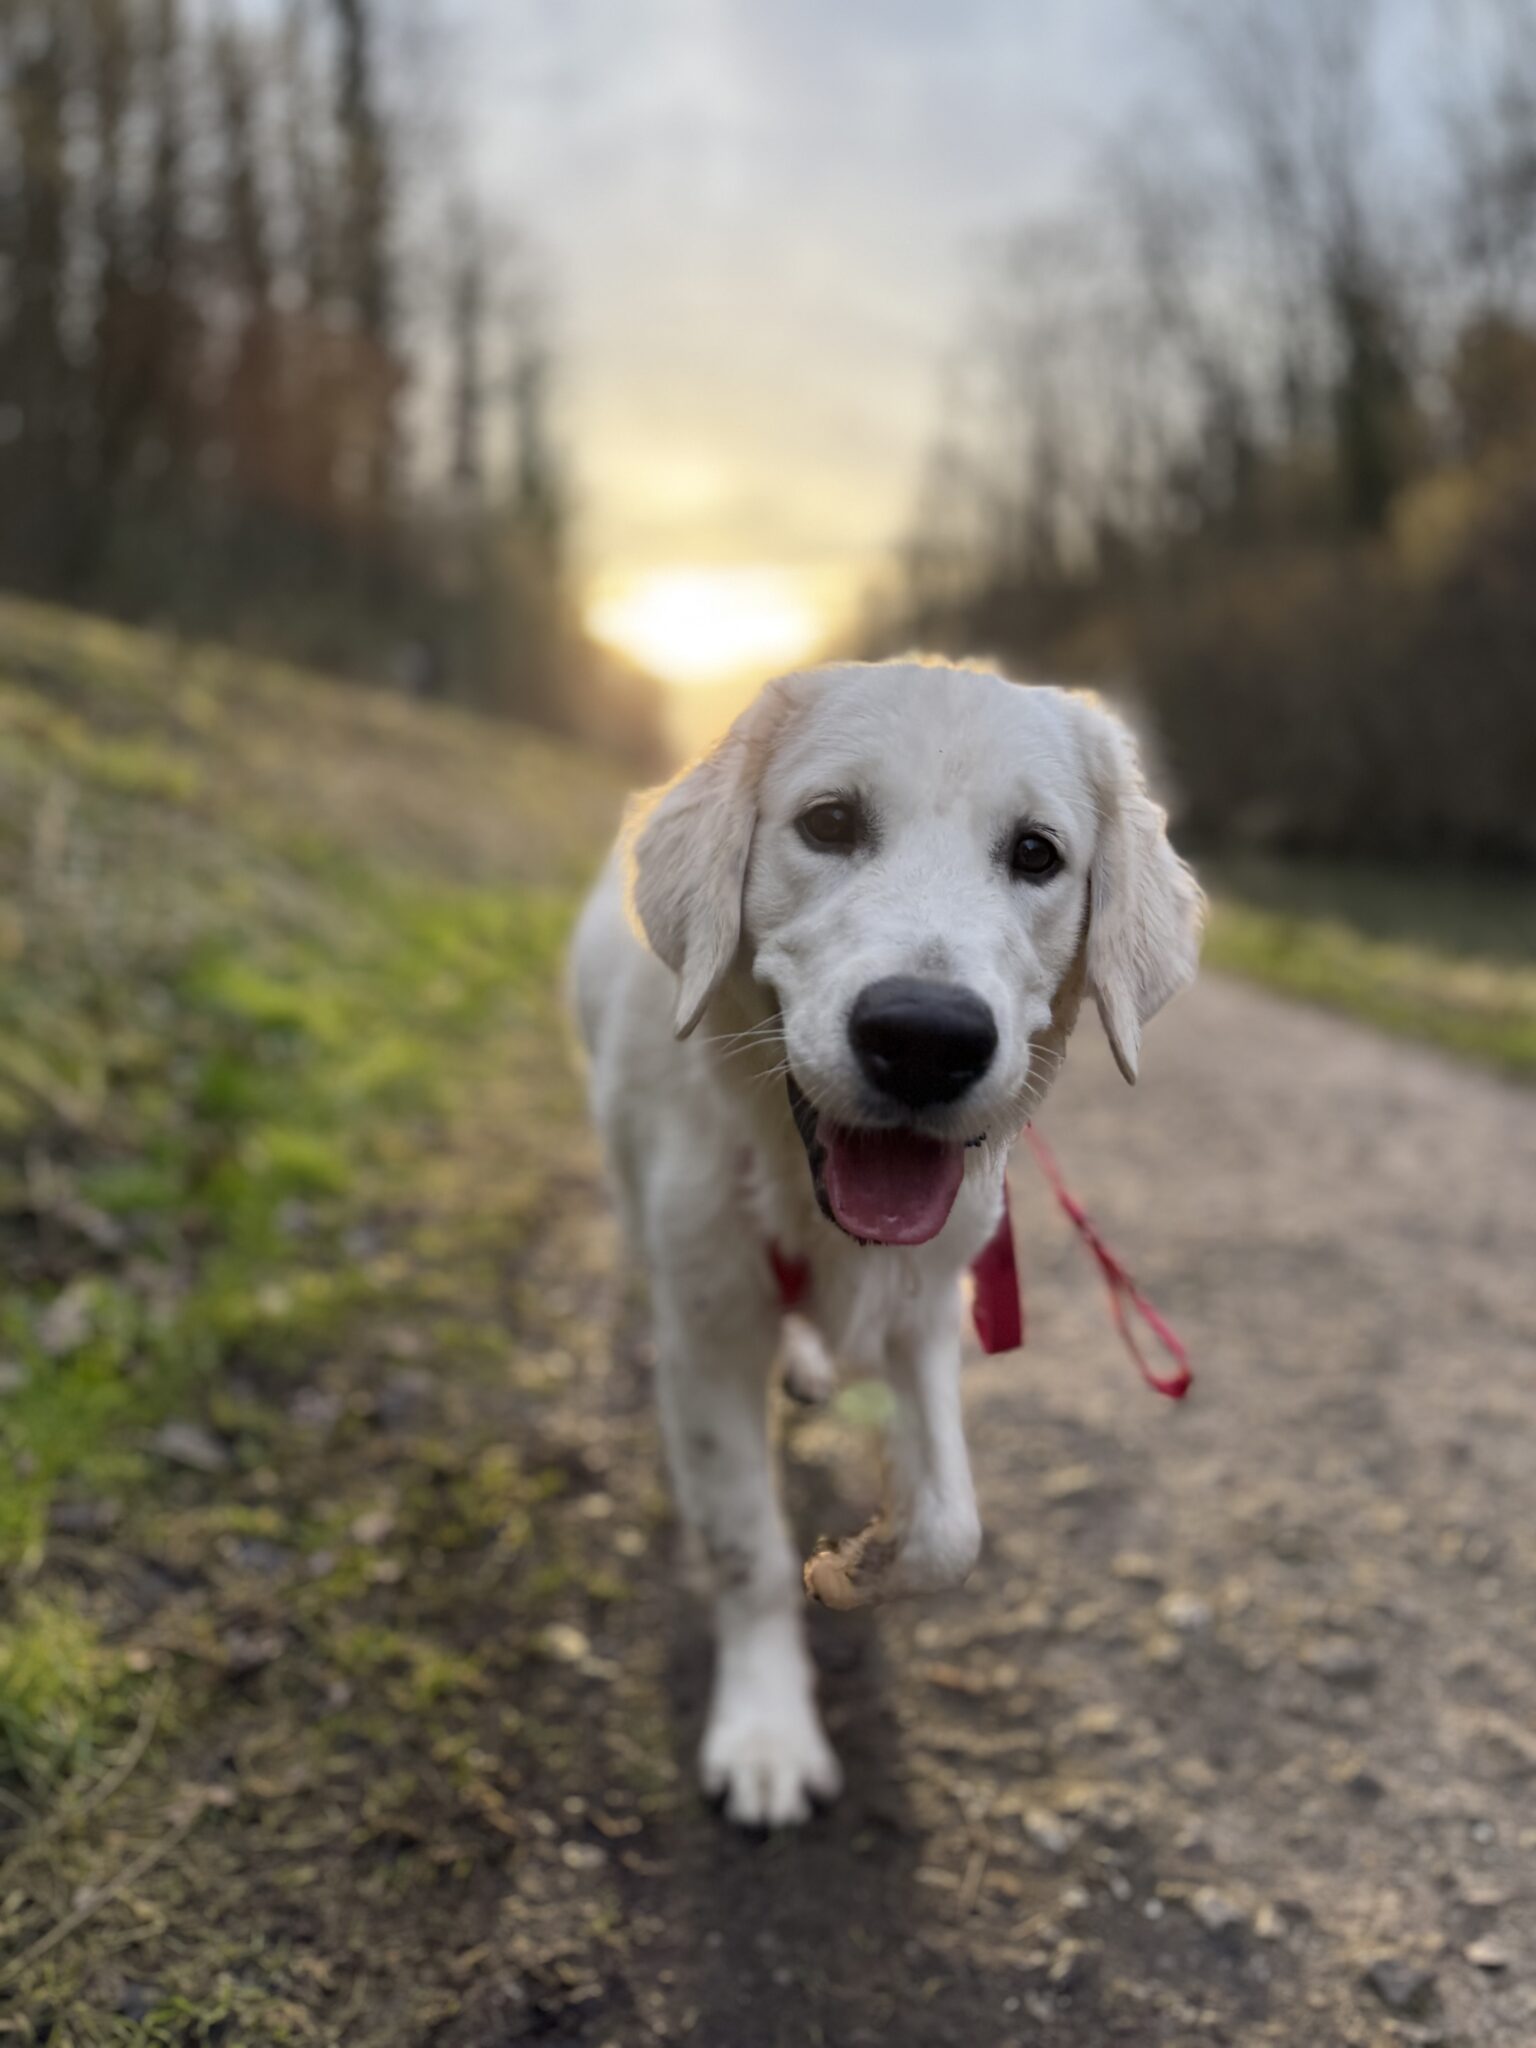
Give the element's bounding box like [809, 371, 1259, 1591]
[566, 974, 1536, 2048]
[7, 974, 1534, 2046]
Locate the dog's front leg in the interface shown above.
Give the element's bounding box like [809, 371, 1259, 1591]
[654, 1277, 842, 1827]
[804, 1283, 981, 1609]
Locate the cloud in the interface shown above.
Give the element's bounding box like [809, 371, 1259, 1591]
[442, 1, 1163, 598]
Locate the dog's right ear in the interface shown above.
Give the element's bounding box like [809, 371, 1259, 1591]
[626, 678, 797, 1038]
[1076, 696, 1205, 1084]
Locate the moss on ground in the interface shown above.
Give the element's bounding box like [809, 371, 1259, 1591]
[0, 598, 673, 2042]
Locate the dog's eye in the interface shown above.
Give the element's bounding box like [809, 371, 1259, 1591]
[1010, 829, 1062, 882]
[797, 798, 866, 852]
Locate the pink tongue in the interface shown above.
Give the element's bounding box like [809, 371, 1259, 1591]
[822, 1124, 966, 1246]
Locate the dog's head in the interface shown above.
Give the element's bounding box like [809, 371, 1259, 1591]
[628, 661, 1203, 1246]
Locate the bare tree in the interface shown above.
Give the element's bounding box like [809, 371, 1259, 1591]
[0, 8, 75, 586]
[0, 0, 654, 754]
[886, 0, 1536, 863]
[446, 203, 487, 506]
[1442, 0, 1536, 316]
[328, 0, 400, 522]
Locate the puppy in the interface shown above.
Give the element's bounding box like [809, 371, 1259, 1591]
[570, 660, 1202, 1825]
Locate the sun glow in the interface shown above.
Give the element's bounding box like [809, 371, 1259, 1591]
[587, 566, 823, 689]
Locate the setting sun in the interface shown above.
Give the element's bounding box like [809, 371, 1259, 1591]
[587, 567, 823, 689]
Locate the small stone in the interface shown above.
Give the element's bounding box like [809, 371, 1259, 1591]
[350, 1508, 395, 1547]
[1067, 1703, 1125, 1742]
[1047, 1938, 1094, 1991]
[38, 1284, 95, 1357]
[1042, 1464, 1100, 1503]
[1338, 1761, 1385, 1802]
[290, 1387, 344, 1431]
[276, 1199, 314, 1238]
[152, 1420, 230, 1473]
[0, 1360, 27, 1396]
[1459, 1879, 1508, 1909]
[376, 1369, 435, 1428]
[1465, 1937, 1510, 1972]
[1190, 1886, 1244, 1936]
[1024, 1809, 1076, 1858]
[1253, 1902, 1286, 1941]
[1174, 1758, 1220, 1796]
[220, 1627, 284, 1675]
[114, 1983, 164, 2021]
[1158, 1591, 1212, 1634]
[537, 1623, 591, 1664]
[560, 1840, 608, 1872]
[1363, 1960, 1438, 2016]
[1111, 1551, 1163, 1587]
[1060, 1600, 1108, 1636]
[227, 1537, 290, 1576]
[1301, 1638, 1377, 1688]
[48, 1497, 122, 1538]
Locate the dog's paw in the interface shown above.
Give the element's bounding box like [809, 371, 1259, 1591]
[700, 1700, 843, 1828]
[780, 1312, 837, 1406]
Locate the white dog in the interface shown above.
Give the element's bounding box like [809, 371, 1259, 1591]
[571, 660, 1202, 1826]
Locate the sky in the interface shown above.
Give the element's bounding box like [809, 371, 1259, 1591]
[431, 0, 1174, 694]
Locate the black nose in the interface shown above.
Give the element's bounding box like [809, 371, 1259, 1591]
[848, 977, 998, 1109]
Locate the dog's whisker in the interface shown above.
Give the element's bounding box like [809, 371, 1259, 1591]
[698, 1024, 786, 1052]
[711, 1039, 787, 1068]
[703, 1028, 789, 1065]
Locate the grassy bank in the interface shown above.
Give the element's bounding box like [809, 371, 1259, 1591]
[0, 597, 624, 1805]
[1205, 854, 1536, 1078]
[0, 602, 693, 2044]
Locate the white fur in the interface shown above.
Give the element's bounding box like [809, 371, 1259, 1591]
[570, 660, 1202, 1826]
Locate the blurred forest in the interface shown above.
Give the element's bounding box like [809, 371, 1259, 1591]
[877, 0, 1536, 866]
[0, 0, 664, 761]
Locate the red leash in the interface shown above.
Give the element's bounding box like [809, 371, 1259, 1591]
[1021, 1128, 1191, 1399]
[769, 1130, 1191, 1400]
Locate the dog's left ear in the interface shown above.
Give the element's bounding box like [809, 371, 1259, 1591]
[626, 676, 799, 1038]
[1078, 700, 1205, 1083]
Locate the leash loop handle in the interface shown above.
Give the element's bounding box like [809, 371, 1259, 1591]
[1024, 1127, 1192, 1401]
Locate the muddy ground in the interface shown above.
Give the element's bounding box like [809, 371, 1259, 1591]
[5, 971, 1535, 2047]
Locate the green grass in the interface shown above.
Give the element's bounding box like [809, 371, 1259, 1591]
[0, 595, 624, 1791]
[1206, 854, 1536, 1076]
[0, 1595, 134, 1792]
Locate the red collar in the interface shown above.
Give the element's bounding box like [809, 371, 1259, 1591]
[767, 1127, 1190, 1399]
